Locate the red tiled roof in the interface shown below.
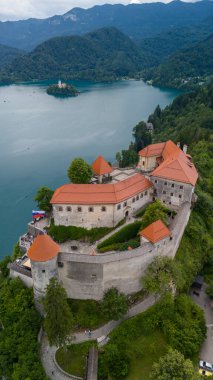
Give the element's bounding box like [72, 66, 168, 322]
[50, 174, 153, 205]
[28, 234, 60, 262]
[92, 155, 113, 176]
[152, 140, 198, 185]
[139, 142, 165, 157]
[139, 219, 171, 244]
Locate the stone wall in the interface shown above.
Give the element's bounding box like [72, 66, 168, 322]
[9, 268, 33, 288]
[31, 256, 58, 300]
[58, 203, 191, 300]
[138, 155, 159, 172]
[151, 176, 194, 208]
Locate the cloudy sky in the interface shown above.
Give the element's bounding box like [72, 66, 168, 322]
[0, 0, 194, 21]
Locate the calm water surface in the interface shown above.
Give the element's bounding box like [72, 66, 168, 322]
[0, 80, 179, 258]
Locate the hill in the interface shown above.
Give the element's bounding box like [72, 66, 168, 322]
[138, 17, 213, 65]
[0, 1, 213, 50]
[0, 44, 23, 68]
[0, 28, 152, 83]
[143, 35, 213, 89]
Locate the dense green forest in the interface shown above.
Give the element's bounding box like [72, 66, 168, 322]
[0, 28, 152, 83]
[143, 35, 213, 89]
[0, 44, 23, 68]
[0, 277, 48, 380]
[138, 19, 213, 65]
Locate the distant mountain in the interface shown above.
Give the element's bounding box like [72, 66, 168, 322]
[0, 28, 151, 83]
[138, 17, 213, 65]
[144, 34, 213, 89]
[0, 44, 23, 68]
[0, 1, 213, 51]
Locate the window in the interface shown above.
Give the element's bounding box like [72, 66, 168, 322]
[117, 204, 121, 210]
[140, 193, 143, 198]
[58, 262, 64, 268]
[163, 200, 166, 203]
[88, 207, 94, 212]
[42, 270, 45, 273]
[132, 198, 135, 203]
[59, 206, 63, 211]
[142, 161, 145, 166]
[145, 191, 147, 196]
[180, 185, 183, 189]
[71, 245, 78, 250]
[155, 180, 158, 183]
[164, 182, 167, 185]
[169, 202, 171, 205]
[179, 194, 182, 199]
[123, 201, 127, 207]
[136, 195, 139, 201]
[91, 274, 97, 280]
[101, 206, 106, 212]
[163, 191, 166, 194]
[77, 207, 82, 212]
[171, 193, 174, 196]
[171, 184, 174, 188]
[66, 206, 71, 212]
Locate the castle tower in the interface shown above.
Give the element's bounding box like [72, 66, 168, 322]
[28, 234, 60, 311]
[92, 155, 113, 183]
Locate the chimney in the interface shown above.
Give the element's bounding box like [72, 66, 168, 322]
[177, 142, 180, 148]
[183, 144, 187, 154]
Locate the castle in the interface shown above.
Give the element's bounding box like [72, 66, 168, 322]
[9, 140, 198, 304]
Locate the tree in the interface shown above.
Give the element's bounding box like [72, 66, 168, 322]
[0, 256, 11, 278]
[132, 121, 152, 151]
[34, 186, 54, 213]
[101, 287, 128, 320]
[206, 284, 213, 299]
[142, 256, 183, 298]
[43, 278, 74, 347]
[67, 157, 93, 184]
[150, 348, 201, 380]
[105, 344, 130, 379]
[140, 200, 169, 229]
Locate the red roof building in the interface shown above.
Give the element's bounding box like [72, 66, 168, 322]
[28, 234, 60, 262]
[139, 220, 171, 244]
[139, 140, 198, 186]
[51, 173, 153, 205]
[92, 155, 113, 176]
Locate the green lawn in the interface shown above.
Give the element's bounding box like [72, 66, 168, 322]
[56, 341, 96, 377]
[125, 331, 167, 380]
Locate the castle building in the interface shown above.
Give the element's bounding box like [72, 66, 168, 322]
[138, 140, 198, 208]
[51, 174, 153, 228]
[10, 139, 198, 303]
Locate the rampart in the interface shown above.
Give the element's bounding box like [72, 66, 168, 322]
[58, 202, 191, 300]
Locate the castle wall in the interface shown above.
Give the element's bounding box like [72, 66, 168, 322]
[151, 176, 194, 208]
[10, 268, 33, 288]
[52, 188, 152, 228]
[138, 155, 158, 172]
[58, 203, 191, 300]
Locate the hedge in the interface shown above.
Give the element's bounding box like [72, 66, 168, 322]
[97, 221, 142, 250]
[46, 224, 113, 243]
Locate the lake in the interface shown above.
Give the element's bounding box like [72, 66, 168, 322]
[0, 80, 179, 258]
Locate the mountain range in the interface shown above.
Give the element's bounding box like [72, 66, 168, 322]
[0, 1, 213, 51]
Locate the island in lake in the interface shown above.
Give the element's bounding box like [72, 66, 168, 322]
[47, 80, 79, 97]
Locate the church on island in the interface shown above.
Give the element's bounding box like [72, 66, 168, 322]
[9, 139, 198, 304]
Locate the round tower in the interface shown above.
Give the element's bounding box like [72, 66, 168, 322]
[28, 234, 60, 311]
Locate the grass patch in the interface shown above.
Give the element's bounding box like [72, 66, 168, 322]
[56, 341, 96, 377]
[68, 299, 109, 330]
[125, 332, 167, 380]
[97, 221, 142, 251]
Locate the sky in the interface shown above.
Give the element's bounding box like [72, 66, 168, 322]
[0, 0, 195, 21]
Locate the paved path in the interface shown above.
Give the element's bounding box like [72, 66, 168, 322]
[40, 295, 155, 380]
[190, 285, 213, 363]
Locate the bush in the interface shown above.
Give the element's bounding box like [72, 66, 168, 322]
[99, 238, 140, 253]
[97, 221, 142, 250]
